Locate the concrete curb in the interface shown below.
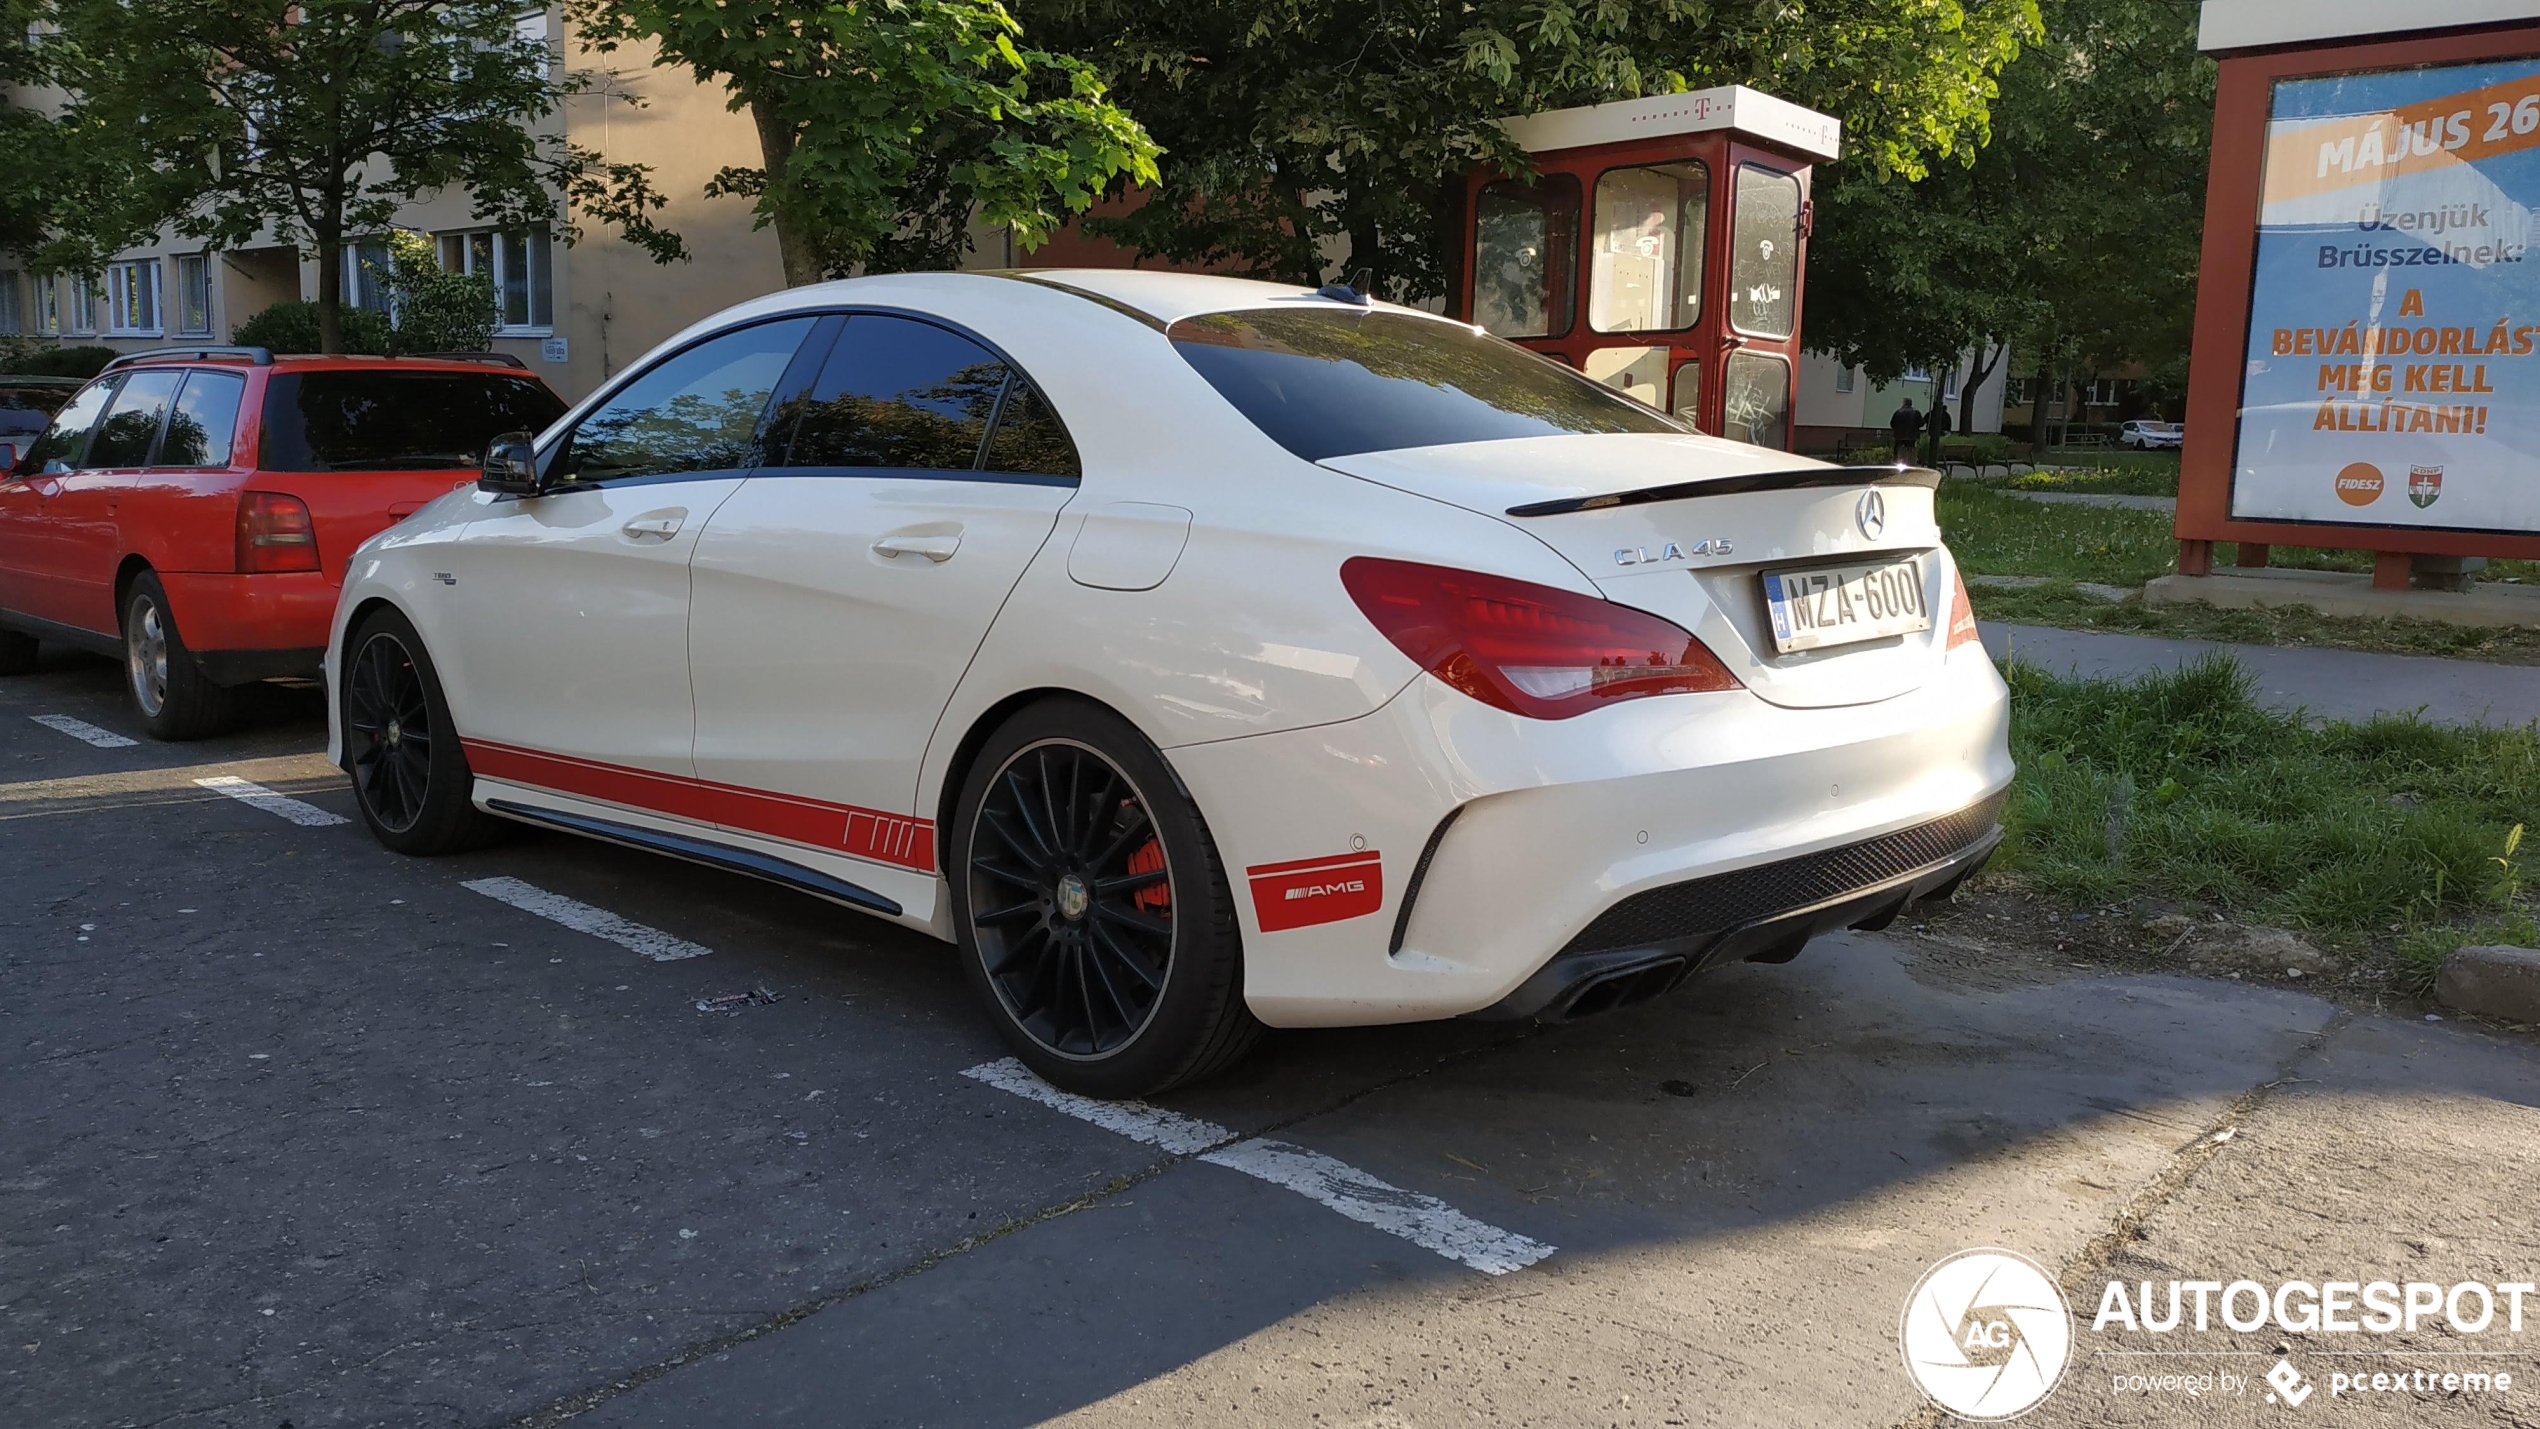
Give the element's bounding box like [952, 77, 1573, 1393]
[2434, 945, 2540, 1022]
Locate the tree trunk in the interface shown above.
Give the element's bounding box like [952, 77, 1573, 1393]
[315, 226, 343, 355]
[750, 97, 824, 287]
[1961, 339, 2002, 438]
[2027, 345, 2054, 460]
[1339, 158, 1380, 292]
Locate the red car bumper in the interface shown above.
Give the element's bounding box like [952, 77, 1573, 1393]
[158, 571, 334, 684]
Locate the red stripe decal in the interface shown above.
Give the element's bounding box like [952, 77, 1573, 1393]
[463, 739, 936, 873]
[1246, 851, 1383, 933]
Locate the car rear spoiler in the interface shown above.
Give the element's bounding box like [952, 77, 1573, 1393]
[1504, 465, 1940, 518]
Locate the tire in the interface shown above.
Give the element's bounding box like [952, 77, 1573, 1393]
[949, 697, 1261, 1098]
[0, 628, 35, 675]
[123, 571, 239, 740]
[341, 606, 505, 855]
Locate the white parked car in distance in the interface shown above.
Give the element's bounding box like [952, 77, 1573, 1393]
[325, 270, 2014, 1096]
[2119, 419, 2183, 450]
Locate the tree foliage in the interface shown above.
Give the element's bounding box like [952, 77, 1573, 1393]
[566, 0, 1163, 285]
[31, 0, 684, 352]
[370, 232, 500, 354]
[1806, 0, 2213, 431]
[1019, 0, 2043, 298]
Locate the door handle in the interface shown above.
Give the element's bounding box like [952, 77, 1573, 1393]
[621, 514, 684, 540]
[872, 534, 960, 562]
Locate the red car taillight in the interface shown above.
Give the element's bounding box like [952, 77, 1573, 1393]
[235, 492, 319, 573]
[1341, 556, 1741, 720]
[1946, 568, 1981, 650]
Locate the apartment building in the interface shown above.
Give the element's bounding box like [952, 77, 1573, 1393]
[0, 10, 792, 401]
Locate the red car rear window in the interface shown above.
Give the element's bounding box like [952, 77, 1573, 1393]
[260, 370, 567, 472]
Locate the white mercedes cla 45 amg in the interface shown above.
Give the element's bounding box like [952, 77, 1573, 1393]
[325, 269, 2013, 1096]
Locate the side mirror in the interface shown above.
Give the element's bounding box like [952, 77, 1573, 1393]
[479, 433, 541, 496]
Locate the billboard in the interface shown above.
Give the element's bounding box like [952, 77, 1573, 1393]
[2234, 56, 2540, 532]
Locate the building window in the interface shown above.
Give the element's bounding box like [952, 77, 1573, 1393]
[34, 274, 60, 336]
[1833, 365, 1855, 394]
[107, 259, 163, 336]
[437, 227, 552, 332]
[0, 272, 19, 336]
[176, 254, 212, 335]
[345, 239, 394, 316]
[65, 274, 97, 335]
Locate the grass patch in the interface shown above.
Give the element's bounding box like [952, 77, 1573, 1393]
[2001, 655, 2539, 960]
[1937, 481, 2179, 585]
[1971, 581, 2540, 665]
[2006, 453, 2181, 496]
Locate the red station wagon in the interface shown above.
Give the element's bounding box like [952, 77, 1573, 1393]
[0, 347, 566, 738]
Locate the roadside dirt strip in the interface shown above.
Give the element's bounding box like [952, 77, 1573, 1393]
[4, 649, 2536, 1429]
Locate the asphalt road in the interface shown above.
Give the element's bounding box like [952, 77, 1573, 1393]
[4, 649, 2536, 1429]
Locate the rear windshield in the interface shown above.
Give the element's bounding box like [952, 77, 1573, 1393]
[1167, 308, 1679, 462]
[261, 370, 568, 472]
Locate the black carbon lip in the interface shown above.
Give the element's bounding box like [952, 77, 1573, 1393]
[1503, 465, 1940, 517]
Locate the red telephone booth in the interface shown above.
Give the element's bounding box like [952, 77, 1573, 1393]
[1451, 86, 1841, 450]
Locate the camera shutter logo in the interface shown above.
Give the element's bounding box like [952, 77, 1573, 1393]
[1900, 1248, 2073, 1420]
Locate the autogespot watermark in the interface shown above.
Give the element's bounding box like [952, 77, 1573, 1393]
[1903, 1253, 2533, 1419]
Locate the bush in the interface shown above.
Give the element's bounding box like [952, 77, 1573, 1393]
[0, 343, 118, 377]
[233, 300, 392, 355]
[367, 232, 497, 355]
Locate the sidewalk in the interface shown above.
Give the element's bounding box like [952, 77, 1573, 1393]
[1980, 621, 2540, 727]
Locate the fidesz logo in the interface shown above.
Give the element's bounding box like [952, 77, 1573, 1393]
[1284, 878, 1368, 901]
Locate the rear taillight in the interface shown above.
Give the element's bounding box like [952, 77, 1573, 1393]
[235, 492, 319, 573]
[1947, 568, 1980, 650]
[1341, 556, 1740, 720]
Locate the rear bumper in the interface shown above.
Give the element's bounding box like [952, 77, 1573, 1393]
[1471, 794, 2004, 1021]
[158, 571, 338, 673]
[1167, 645, 2016, 1028]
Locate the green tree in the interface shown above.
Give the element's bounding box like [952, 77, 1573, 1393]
[34, 0, 685, 353]
[564, 0, 1162, 286]
[1807, 0, 2212, 443]
[1020, 0, 2043, 299]
[369, 232, 500, 355]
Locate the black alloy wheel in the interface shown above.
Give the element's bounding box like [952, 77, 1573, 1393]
[345, 629, 434, 835]
[339, 607, 502, 856]
[966, 738, 1176, 1058]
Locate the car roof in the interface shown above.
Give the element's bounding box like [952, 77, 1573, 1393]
[100, 350, 543, 378]
[714, 268, 1460, 333]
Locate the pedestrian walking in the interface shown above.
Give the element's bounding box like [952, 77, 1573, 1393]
[1924, 398, 1953, 466]
[1888, 399, 1922, 464]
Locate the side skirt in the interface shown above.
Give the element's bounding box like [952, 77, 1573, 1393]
[485, 798, 904, 918]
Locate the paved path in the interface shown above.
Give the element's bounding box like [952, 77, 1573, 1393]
[2001, 489, 2178, 513]
[1982, 621, 2540, 726]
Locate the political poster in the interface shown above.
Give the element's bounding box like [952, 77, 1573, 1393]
[2234, 57, 2540, 531]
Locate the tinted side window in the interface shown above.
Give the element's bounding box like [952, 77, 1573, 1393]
[19, 377, 117, 470]
[772, 315, 1005, 471]
[262, 372, 568, 472]
[85, 370, 184, 468]
[565, 318, 817, 483]
[157, 370, 246, 468]
[982, 380, 1080, 478]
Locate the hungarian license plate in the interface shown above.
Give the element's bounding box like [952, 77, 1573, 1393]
[1761, 557, 1930, 653]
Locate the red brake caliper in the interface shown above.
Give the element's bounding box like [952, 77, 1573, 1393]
[1126, 838, 1171, 913]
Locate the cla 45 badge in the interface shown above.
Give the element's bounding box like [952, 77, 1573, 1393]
[1614, 538, 1734, 566]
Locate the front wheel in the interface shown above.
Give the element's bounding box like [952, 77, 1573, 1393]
[949, 698, 1260, 1098]
[124, 572, 238, 740]
[342, 607, 504, 855]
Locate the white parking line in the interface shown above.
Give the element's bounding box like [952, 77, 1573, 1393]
[29, 714, 137, 749]
[461, 876, 712, 962]
[962, 1057, 1556, 1275]
[192, 776, 351, 827]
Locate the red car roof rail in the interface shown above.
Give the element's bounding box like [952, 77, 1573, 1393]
[409, 351, 528, 369]
[104, 345, 274, 371]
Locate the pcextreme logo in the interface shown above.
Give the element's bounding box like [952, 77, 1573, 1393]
[1901, 1248, 2074, 1421]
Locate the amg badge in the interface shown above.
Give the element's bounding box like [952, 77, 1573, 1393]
[1246, 850, 1384, 932]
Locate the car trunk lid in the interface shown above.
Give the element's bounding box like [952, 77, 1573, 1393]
[1319, 434, 1955, 709]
